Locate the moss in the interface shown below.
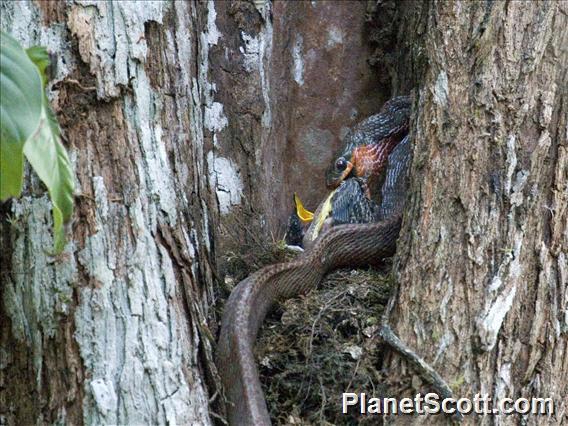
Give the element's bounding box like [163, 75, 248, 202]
[449, 375, 466, 393]
[431, 329, 441, 343]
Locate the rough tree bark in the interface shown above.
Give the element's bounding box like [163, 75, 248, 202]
[1, 1, 566, 425]
[388, 1, 568, 425]
[0, 1, 218, 424]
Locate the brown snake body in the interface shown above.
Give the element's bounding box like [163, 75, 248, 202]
[217, 100, 413, 425]
[217, 217, 402, 425]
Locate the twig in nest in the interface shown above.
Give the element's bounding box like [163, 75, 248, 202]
[379, 325, 464, 422]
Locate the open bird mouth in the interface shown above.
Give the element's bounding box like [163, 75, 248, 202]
[294, 193, 314, 222]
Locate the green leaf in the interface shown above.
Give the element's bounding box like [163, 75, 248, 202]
[0, 128, 25, 198]
[23, 107, 74, 252]
[26, 45, 50, 87]
[1, 31, 75, 253]
[0, 31, 43, 199]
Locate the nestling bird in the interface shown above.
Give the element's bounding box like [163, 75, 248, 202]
[284, 193, 314, 247]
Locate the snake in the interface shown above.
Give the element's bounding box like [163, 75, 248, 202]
[326, 96, 411, 194]
[217, 98, 412, 425]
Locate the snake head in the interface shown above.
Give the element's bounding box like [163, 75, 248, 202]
[326, 155, 354, 189]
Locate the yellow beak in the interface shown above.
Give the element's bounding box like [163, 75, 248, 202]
[294, 193, 314, 222]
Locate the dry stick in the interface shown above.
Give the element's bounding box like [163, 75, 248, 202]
[378, 326, 455, 400]
[378, 287, 463, 422]
[318, 376, 327, 423]
[346, 356, 363, 393]
[208, 410, 229, 425]
[380, 292, 464, 422]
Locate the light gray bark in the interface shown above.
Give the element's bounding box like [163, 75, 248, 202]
[1, 1, 217, 424]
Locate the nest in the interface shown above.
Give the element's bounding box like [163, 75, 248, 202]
[220, 239, 399, 425]
[257, 267, 395, 425]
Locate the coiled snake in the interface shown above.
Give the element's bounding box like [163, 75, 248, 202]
[217, 97, 456, 424]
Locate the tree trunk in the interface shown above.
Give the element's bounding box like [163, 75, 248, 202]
[1, 1, 566, 425]
[206, 0, 388, 261]
[388, 1, 568, 424]
[1, 1, 218, 424]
